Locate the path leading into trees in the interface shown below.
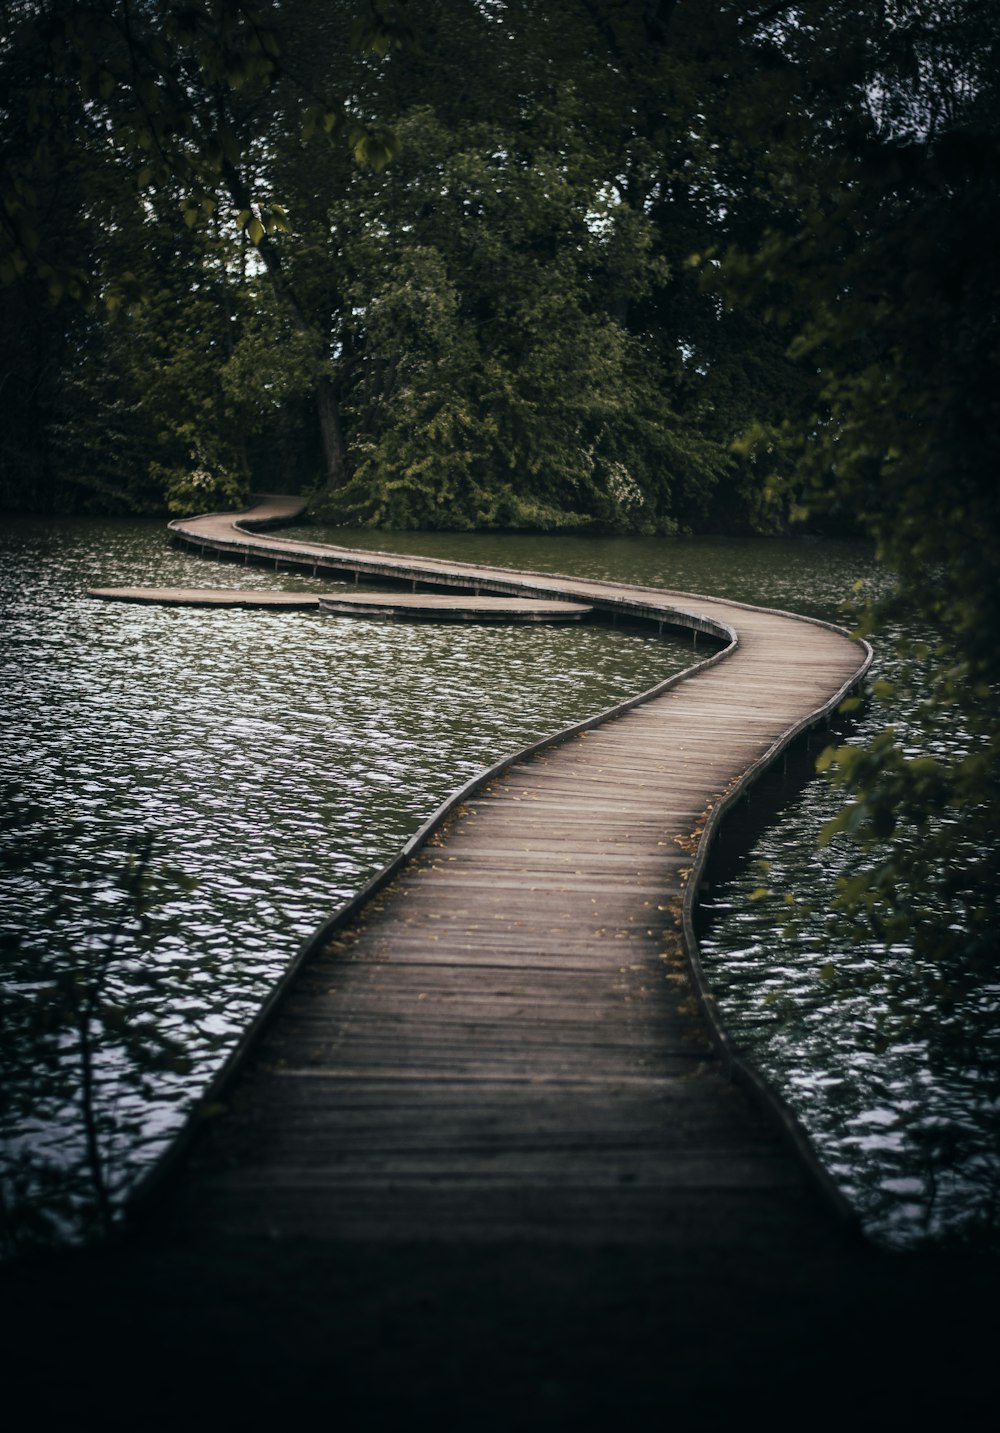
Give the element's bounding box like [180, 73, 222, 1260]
[6, 495, 994, 1429]
[143, 495, 871, 1242]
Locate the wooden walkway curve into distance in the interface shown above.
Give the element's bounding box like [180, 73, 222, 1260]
[134, 495, 874, 1248]
[10, 497, 1000, 1433]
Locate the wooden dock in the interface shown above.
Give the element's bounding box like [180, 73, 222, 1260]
[87, 585, 592, 622]
[137, 497, 873, 1244]
[87, 585, 322, 609]
[317, 592, 592, 621]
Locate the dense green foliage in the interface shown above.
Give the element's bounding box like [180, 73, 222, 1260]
[1, 0, 812, 530]
[706, 1, 1000, 967]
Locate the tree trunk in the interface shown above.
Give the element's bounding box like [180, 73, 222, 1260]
[316, 374, 348, 489]
[223, 162, 350, 493]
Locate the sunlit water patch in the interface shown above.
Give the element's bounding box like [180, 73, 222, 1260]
[0, 518, 693, 1238]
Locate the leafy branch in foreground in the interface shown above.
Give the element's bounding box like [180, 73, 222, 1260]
[713, 0, 1000, 968]
[0, 809, 196, 1258]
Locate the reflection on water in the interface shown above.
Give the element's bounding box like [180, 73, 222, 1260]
[0, 518, 691, 1229]
[698, 621, 1000, 1250]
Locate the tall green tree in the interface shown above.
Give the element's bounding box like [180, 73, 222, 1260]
[0, 0, 400, 509]
[312, 94, 730, 531]
[303, 0, 766, 530]
[0, 0, 907, 535]
[714, 0, 1000, 964]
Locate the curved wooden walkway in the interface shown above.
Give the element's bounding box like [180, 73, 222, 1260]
[136, 496, 872, 1246]
[11, 499, 996, 1430]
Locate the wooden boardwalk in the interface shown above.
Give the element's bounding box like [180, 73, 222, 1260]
[87, 585, 592, 622]
[137, 496, 873, 1246]
[316, 591, 592, 621]
[9, 497, 998, 1432]
[87, 585, 321, 609]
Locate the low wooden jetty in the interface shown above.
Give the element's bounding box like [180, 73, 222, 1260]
[88, 585, 592, 622]
[88, 585, 321, 609]
[135, 497, 872, 1246]
[317, 591, 592, 621]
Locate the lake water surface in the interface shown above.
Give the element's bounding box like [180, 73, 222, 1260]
[2, 516, 996, 1248]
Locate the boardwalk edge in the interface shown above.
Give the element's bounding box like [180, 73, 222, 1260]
[131, 500, 873, 1234]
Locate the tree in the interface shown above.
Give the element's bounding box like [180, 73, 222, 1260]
[0, 0, 402, 507]
[4, 0, 925, 538]
[305, 0, 760, 530]
[311, 92, 731, 532]
[713, 0, 1000, 965]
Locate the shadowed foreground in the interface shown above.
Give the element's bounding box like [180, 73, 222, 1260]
[1, 1231, 993, 1428]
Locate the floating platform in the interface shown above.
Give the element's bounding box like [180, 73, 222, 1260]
[88, 586, 592, 621]
[87, 586, 320, 609]
[318, 591, 592, 622]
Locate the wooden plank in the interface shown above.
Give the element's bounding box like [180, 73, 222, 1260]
[87, 586, 320, 608]
[319, 592, 592, 622]
[137, 498, 870, 1249]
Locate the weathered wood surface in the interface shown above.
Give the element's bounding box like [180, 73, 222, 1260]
[142, 496, 872, 1246]
[87, 584, 592, 622]
[88, 586, 321, 608]
[318, 592, 592, 621]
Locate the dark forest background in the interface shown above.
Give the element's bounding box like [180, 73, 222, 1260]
[1, 1, 994, 540]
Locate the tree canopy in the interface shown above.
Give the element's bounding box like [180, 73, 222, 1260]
[712, 0, 1000, 967]
[1, 0, 818, 529]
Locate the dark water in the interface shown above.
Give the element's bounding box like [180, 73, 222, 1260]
[2, 516, 996, 1249]
[697, 620, 1000, 1252]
